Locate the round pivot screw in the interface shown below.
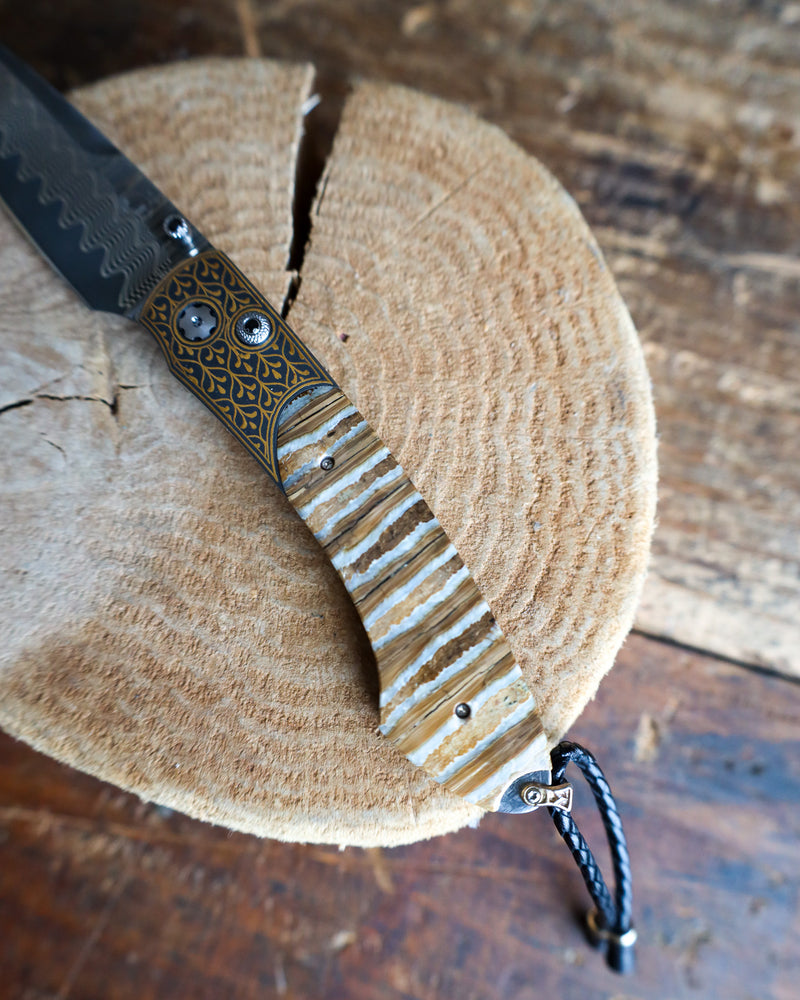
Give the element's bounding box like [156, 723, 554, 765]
[521, 784, 544, 807]
[454, 702, 471, 719]
[235, 311, 272, 346]
[320, 456, 335, 471]
[177, 302, 218, 341]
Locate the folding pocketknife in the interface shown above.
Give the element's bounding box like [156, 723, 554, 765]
[0, 46, 555, 814]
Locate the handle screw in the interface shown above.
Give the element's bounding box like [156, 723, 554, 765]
[235, 311, 272, 346]
[177, 302, 217, 341]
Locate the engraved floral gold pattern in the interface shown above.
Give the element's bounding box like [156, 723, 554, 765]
[138, 250, 333, 485]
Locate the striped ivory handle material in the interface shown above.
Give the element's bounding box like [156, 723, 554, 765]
[277, 385, 549, 811]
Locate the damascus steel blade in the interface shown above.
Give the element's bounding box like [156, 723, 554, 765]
[0, 45, 209, 316]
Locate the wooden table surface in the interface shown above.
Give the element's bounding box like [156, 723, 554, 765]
[1, 2, 798, 998]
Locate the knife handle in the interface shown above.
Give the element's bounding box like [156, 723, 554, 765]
[139, 249, 550, 811]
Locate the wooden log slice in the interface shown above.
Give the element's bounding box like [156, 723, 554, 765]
[0, 59, 657, 847]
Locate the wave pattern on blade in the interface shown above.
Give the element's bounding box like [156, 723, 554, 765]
[0, 56, 205, 313]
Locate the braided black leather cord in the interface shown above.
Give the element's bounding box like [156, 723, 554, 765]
[548, 741, 635, 973]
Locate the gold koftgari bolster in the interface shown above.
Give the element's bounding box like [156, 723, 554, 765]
[137, 248, 334, 487]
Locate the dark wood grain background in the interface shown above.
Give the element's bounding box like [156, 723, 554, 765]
[1, 2, 798, 998]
